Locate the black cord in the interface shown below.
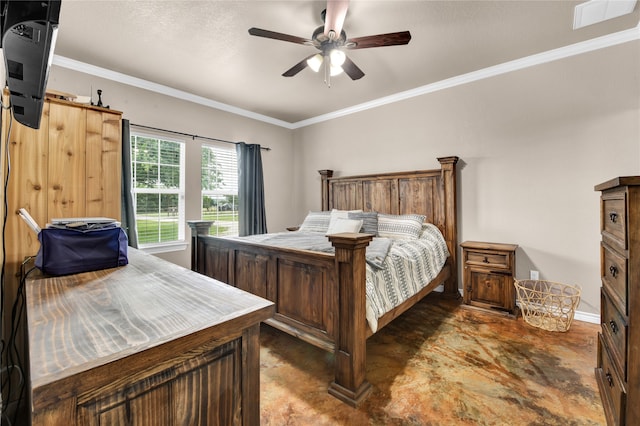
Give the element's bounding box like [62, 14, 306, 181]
[0, 98, 17, 422]
[6, 262, 34, 426]
[1, 101, 11, 376]
[1, 98, 10, 359]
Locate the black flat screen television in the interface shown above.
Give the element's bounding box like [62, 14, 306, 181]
[1, 0, 61, 129]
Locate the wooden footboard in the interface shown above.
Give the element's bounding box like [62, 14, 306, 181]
[190, 156, 459, 406]
[192, 229, 375, 405]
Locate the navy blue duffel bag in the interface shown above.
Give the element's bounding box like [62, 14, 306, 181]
[35, 226, 129, 276]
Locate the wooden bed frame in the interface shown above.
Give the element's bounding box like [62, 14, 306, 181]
[190, 156, 459, 406]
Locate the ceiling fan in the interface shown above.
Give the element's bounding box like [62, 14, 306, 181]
[248, 0, 411, 86]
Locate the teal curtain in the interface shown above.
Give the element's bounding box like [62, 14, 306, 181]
[121, 119, 138, 247]
[236, 142, 267, 236]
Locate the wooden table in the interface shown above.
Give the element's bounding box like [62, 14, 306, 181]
[27, 248, 274, 425]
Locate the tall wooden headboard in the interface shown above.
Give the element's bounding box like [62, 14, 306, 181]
[319, 156, 460, 292]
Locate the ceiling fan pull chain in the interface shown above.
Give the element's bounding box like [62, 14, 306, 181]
[325, 58, 331, 87]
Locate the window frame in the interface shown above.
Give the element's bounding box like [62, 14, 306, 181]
[130, 131, 187, 252]
[201, 143, 239, 237]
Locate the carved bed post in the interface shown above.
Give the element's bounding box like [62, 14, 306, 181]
[318, 169, 334, 211]
[437, 156, 460, 298]
[327, 232, 373, 407]
[187, 220, 214, 273]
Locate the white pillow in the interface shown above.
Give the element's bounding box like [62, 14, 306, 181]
[328, 208, 362, 231]
[326, 218, 363, 235]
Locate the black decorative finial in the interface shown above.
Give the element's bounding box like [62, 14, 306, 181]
[92, 89, 110, 109]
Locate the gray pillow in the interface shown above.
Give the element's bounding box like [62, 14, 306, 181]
[348, 211, 378, 235]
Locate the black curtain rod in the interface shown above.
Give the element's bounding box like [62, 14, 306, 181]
[130, 123, 271, 151]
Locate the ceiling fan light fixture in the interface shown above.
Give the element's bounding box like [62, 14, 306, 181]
[329, 49, 346, 67]
[307, 53, 323, 72]
[330, 64, 344, 76]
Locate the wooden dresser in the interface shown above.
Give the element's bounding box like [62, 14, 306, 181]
[595, 176, 640, 426]
[26, 249, 274, 426]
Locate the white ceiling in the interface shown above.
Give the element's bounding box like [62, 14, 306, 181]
[53, 0, 640, 127]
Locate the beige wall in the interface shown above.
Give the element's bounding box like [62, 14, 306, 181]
[46, 67, 297, 268]
[13, 38, 639, 316]
[292, 41, 640, 315]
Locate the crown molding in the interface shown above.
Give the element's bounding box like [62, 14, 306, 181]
[292, 25, 640, 129]
[51, 56, 296, 129]
[52, 25, 639, 130]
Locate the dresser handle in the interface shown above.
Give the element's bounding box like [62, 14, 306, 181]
[609, 212, 618, 223]
[609, 265, 618, 278]
[609, 320, 619, 334]
[482, 256, 489, 263]
[606, 372, 614, 387]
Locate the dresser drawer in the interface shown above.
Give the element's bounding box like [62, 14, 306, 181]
[601, 194, 627, 250]
[602, 242, 628, 315]
[596, 334, 627, 426]
[466, 251, 510, 269]
[601, 288, 628, 381]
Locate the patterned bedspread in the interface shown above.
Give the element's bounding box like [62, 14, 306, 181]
[365, 224, 449, 332]
[229, 224, 449, 332]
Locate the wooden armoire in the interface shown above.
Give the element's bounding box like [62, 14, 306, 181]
[0, 90, 122, 415]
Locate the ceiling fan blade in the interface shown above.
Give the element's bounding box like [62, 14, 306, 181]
[341, 56, 364, 80]
[248, 27, 311, 45]
[324, 0, 349, 38]
[347, 31, 411, 49]
[282, 54, 316, 77]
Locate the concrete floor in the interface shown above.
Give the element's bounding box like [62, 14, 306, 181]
[259, 293, 605, 425]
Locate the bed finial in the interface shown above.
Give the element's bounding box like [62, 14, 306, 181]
[318, 170, 334, 211]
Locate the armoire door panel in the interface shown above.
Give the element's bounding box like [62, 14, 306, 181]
[47, 102, 87, 220]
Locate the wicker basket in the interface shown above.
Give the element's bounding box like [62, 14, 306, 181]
[514, 279, 582, 332]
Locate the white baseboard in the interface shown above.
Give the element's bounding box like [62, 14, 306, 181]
[450, 287, 601, 325]
[573, 310, 600, 324]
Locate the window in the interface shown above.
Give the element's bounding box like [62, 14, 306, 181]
[131, 133, 185, 246]
[201, 144, 238, 236]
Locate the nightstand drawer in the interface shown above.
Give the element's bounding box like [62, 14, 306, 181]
[601, 194, 627, 250]
[596, 334, 626, 426]
[601, 288, 628, 381]
[466, 251, 510, 269]
[602, 242, 628, 316]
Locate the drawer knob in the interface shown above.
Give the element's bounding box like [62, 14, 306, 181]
[606, 372, 614, 387]
[609, 212, 618, 223]
[609, 320, 619, 334]
[483, 256, 489, 263]
[609, 265, 618, 278]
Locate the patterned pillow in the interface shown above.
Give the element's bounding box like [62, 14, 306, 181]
[348, 211, 378, 235]
[298, 211, 331, 233]
[377, 213, 426, 240]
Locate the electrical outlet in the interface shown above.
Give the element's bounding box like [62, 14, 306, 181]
[530, 270, 539, 280]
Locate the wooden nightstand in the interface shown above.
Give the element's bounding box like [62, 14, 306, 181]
[460, 241, 518, 317]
